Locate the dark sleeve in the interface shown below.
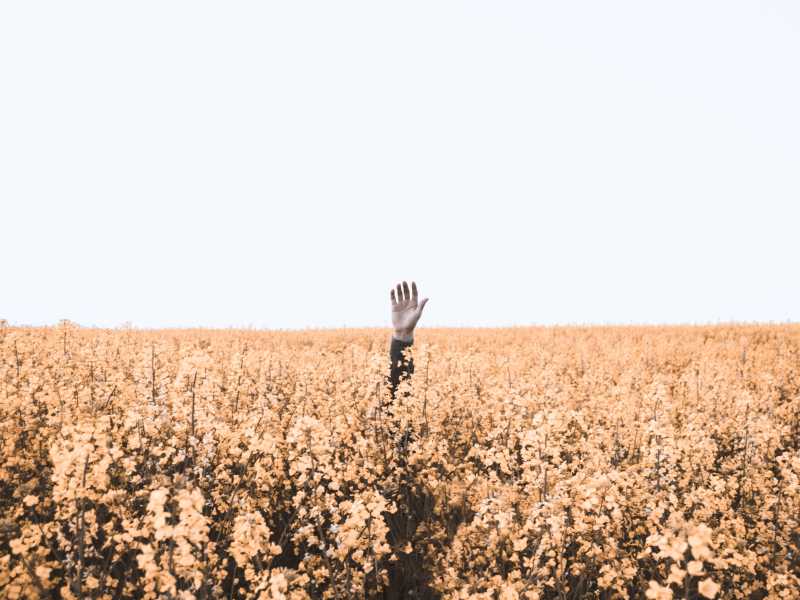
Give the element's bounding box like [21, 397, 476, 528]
[388, 337, 414, 400]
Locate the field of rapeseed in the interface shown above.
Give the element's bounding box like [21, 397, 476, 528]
[1, 322, 798, 599]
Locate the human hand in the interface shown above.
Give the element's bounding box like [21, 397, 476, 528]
[390, 281, 429, 343]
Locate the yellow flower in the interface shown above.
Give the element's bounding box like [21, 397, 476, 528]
[9, 538, 26, 555]
[85, 576, 100, 590]
[688, 524, 713, 548]
[645, 580, 673, 600]
[698, 578, 720, 598]
[35, 565, 52, 580]
[687, 560, 705, 576]
[691, 544, 712, 561]
[667, 564, 685, 585]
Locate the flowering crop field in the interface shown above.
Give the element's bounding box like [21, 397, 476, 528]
[1, 323, 799, 599]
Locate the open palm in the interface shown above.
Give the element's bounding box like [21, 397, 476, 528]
[390, 281, 429, 342]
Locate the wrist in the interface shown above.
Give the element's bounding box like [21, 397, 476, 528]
[392, 329, 414, 343]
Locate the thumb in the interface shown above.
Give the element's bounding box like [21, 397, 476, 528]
[418, 298, 429, 313]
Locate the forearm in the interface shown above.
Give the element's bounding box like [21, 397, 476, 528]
[386, 280, 427, 400]
[388, 335, 414, 399]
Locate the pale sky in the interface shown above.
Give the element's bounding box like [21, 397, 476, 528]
[1, 1, 798, 329]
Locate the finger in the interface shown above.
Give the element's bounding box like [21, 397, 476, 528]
[411, 281, 418, 303]
[390, 288, 397, 306]
[418, 297, 429, 313]
[402, 281, 410, 303]
[396, 283, 404, 303]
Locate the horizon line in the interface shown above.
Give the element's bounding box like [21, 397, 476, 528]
[2, 319, 797, 332]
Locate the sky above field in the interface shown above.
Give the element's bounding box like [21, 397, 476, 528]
[1, 2, 798, 329]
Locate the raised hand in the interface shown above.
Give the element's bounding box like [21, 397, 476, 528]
[390, 281, 429, 343]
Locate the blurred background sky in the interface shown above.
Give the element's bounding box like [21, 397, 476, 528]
[1, 1, 798, 329]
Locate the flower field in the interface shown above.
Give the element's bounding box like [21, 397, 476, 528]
[1, 322, 799, 599]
